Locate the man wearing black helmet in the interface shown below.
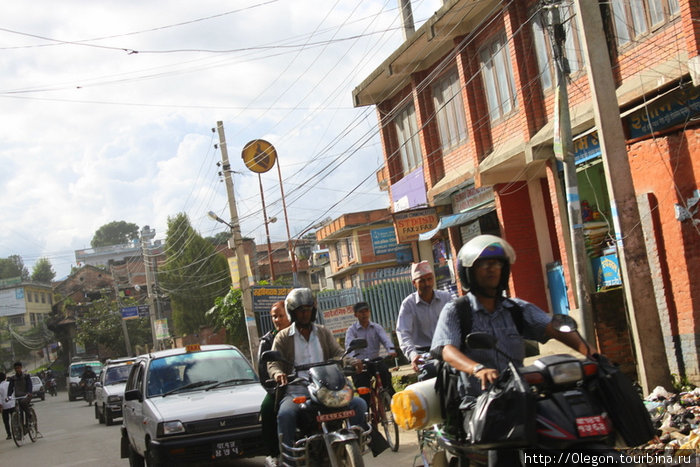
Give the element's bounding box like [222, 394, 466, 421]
[268, 288, 367, 454]
[431, 235, 596, 466]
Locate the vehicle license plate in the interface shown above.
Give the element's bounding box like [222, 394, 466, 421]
[576, 415, 610, 437]
[316, 409, 355, 423]
[212, 440, 240, 458]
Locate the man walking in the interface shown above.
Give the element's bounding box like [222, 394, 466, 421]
[396, 261, 452, 372]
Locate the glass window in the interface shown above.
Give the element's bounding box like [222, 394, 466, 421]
[41, 293, 46, 303]
[395, 102, 423, 174]
[479, 35, 517, 120]
[27, 292, 32, 302]
[346, 238, 354, 261]
[532, 6, 585, 92]
[335, 242, 343, 266]
[611, 0, 680, 46]
[432, 68, 468, 150]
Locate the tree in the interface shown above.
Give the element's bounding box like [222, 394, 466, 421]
[0, 255, 30, 281]
[205, 231, 231, 246]
[159, 213, 231, 335]
[31, 257, 56, 283]
[91, 221, 139, 248]
[206, 287, 248, 358]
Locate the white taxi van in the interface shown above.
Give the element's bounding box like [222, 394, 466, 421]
[120, 344, 266, 466]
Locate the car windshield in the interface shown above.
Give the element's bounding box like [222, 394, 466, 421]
[70, 363, 102, 377]
[105, 365, 132, 385]
[146, 348, 258, 398]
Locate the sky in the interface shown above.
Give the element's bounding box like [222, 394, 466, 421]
[0, 0, 443, 280]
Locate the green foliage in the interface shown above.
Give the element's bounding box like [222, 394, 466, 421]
[0, 255, 30, 281]
[91, 221, 139, 248]
[31, 257, 56, 283]
[75, 293, 151, 356]
[205, 231, 231, 246]
[207, 287, 249, 358]
[671, 373, 696, 393]
[159, 213, 231, 336]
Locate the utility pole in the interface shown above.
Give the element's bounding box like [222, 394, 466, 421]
[141, 227, 159, 352]
[544, 1, 594, 341]
[110, 265, 132, 356]
[216, 121, 260, 363]
[573, 0, 671, 392]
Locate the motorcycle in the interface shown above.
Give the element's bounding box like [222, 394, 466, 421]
[260, 339, 371, 467]
[81, 377, 96, 406]
[45, 377, 57, 397]
[432, 314, 645, 466]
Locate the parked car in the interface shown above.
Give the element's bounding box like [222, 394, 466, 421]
[67, 358, 103, 401]
[30, 375, 45, 401]
[95, 357, 134, 426]
[120, 344, 267, 465]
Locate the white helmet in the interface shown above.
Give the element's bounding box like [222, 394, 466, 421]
[457, 234, 516, 295]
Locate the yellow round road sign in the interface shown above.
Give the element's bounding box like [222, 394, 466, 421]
[242, 139, 277, 173]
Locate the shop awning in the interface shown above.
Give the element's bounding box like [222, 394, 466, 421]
[418, 205, 495, 241]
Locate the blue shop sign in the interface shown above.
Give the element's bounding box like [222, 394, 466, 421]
[573, 131, 601, 165]
[627, 85, 700, 139]
[591, 254, 622, 290]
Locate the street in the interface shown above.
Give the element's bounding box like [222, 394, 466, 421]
[0, 389, 423, 466]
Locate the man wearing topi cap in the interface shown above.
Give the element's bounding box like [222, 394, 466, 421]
[396, 261, 452, 372]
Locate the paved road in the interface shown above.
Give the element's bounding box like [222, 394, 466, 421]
[0, 389, 424, 466]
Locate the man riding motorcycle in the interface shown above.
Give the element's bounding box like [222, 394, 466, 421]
[267, 288, 368, 458]
[80, 366, 97, 399]
[431, 235, 597, 466]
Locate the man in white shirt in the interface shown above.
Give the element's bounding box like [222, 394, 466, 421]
[396, 261, 452, 372]
[0, 371, 15, 440]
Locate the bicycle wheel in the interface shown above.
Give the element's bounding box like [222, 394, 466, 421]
[379, 390, 399, 451]
[10, 410, 23, 447]
[27, 408, 38, 442]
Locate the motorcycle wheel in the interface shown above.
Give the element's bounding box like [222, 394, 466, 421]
[379, 390, 399, 452]
[333, 440, 363, 467]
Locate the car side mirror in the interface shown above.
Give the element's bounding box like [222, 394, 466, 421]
[124, 389, 142, 402]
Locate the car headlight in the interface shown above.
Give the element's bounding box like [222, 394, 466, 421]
[547, 362, 583, 384]
[157, 420, 185, 436]
[316, 385, 354, 408]
[107, 395, 122, 403]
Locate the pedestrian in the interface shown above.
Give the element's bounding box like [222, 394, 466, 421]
[345, 301, 397, 403]
[257, 300, 291, 467]
[396, 260, 452, 373]
[0, 372, 15, 440]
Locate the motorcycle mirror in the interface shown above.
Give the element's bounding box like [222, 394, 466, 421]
[347, 339, 367, 351]
[551, 314, 578, 333]
[466, 332, 498, 350]
[260, 350, 285, 364]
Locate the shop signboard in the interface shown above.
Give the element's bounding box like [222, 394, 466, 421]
[573, 131, 601, 165]
[371, 226, 412, 257]
[321, 305, 356, 337]
[592, 254, 622, 289]
[627, 86, 700, 139]
[393, 208, 439, 243]
[452, 185, 494, 213]
[391, 167, 427, 211]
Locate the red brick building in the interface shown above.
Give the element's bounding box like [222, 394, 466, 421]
[353, 1, 699, 384]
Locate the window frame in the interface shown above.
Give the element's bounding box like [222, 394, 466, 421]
[478, 34, 518, 121]
[610, 0, 681, 47]
[335, 242, 343, 266]
[345, 237, 354, 262]
[394, 102, 423, 175]
[431, 67, 468, 151]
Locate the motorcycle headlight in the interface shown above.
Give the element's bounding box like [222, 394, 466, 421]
[157, 420, 185, 436]
[107, 395, 122, 403]
[547, 362, 583, 384]
[316, 385, 354, 408]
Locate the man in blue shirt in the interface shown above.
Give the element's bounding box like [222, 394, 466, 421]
[396, 261, 452, 372]
[345, 302, 397, 401]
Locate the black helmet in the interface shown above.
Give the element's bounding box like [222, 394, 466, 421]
[285, 288, 317, 323]
[457, 234, 516, 296]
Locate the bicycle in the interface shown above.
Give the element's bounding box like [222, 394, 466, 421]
[357, 357, 399, 452]
[9, 395, 38, 447]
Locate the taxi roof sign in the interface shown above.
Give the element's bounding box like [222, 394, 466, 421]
[185, 344, 202, 353]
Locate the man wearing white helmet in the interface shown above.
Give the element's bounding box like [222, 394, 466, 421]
[432, 234, 595, 392]
[431, 235, 596, 466]
[268, 288, 367, 454]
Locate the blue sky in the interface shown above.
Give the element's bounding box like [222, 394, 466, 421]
[0, 0, 442, 279]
